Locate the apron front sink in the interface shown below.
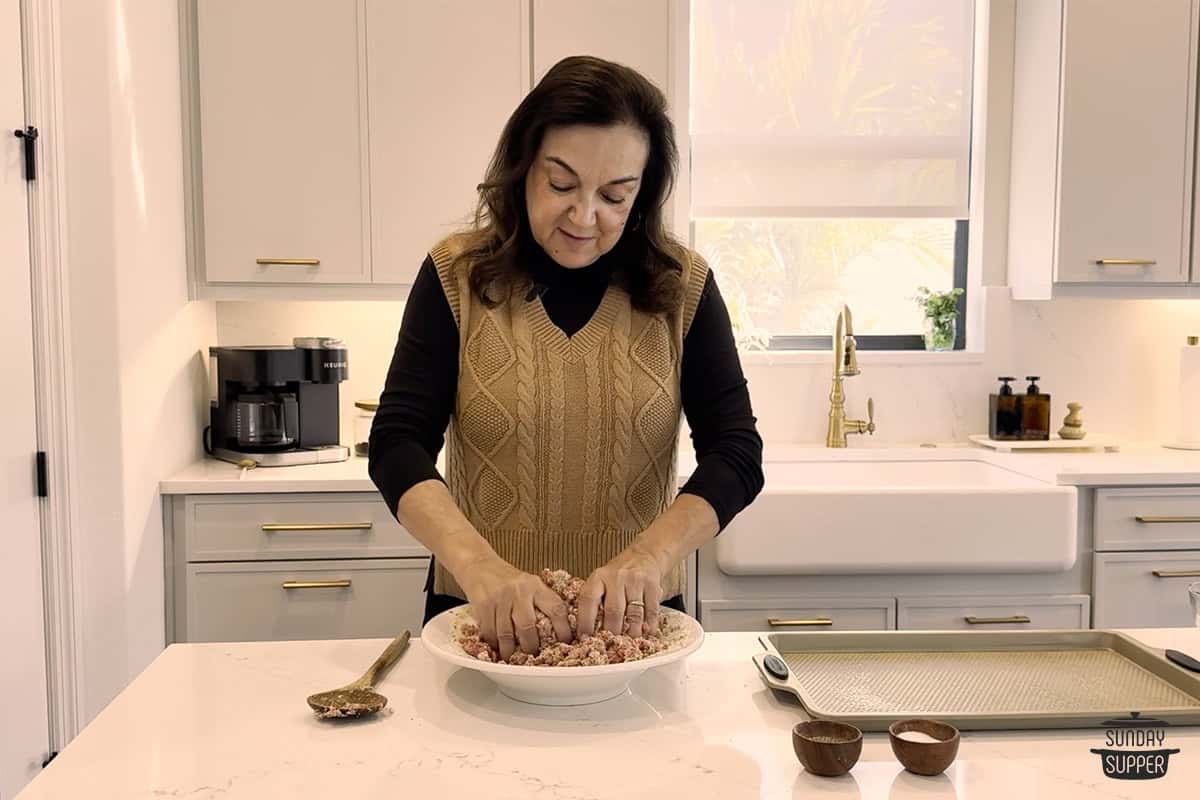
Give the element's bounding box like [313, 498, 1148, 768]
[717, 456, 1077, 575]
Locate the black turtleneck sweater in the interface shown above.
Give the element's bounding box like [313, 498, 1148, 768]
[368, 245, 764, 532]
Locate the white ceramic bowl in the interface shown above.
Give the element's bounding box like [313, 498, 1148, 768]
[421, 606, 704, 706]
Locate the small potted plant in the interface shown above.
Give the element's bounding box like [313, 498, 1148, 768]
[914, 286, 964, 351]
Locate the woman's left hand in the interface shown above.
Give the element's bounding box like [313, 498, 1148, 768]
[576, 546, 664, 639]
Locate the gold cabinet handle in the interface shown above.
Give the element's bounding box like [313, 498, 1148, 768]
[261, 522, 373, 532]
[768, 618, 834, 627]
[1135, 515, 1200, 524]
[965, 615, 1032, 625]
[1152, 570, 1200, 578]
[281, 580, 351, 590]
[255, 258, 321, 266]
[1094, 259, 1156, 266]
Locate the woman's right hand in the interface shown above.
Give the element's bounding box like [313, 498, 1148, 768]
[457, 556, 573, 660]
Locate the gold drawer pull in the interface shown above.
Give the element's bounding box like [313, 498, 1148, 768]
[1135, 515, 1200, 524]
[1094, 259, 1156, 266]
[256, 258, 321, 266]
[965, 615, 1031, 625]
[261, 522, 373, 532]
[768, 618, 833, 627]
[1152, 570, 1200, 578]
[282, 580, 351, 590]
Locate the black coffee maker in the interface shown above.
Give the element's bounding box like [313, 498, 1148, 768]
[207, 337, 349, 466]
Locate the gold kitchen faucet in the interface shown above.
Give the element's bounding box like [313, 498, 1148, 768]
[826, 304, 876, 447]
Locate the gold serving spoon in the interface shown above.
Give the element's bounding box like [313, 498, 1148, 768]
[306, 631, 411, 719]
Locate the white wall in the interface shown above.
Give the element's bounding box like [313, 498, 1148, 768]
[57, 0, 216, 723]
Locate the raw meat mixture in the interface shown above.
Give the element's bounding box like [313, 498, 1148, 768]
[454, 569, 678, 666]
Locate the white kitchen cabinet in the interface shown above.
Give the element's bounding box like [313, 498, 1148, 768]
[1008, 0, 1199, 298]
[186, 1, 686, 296]
[185, 558, 428, 643]
[532, 0, 670, 87]
[1094, 484, 1200, 628]
[366, 0, 527, 284]
[1092, 485, 1200, 628]
[195, 0, 370, 285]
[897, 594, 1090, 631]
[532, 0, 680, 233]
[700, 597, 896, 633]
[1093, 551, 1200, 629]
[183, 493, 427, 562]
[1095, 487, 1200, 552]
[165, 493, 430, 643]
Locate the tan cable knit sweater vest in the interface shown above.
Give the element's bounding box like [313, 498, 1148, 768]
[430, 235, 709, 601]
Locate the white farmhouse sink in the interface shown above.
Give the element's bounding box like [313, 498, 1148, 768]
[716, 456, 1078, 575]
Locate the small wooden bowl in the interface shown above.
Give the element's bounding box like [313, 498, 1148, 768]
[792, 720, 863, 777]
[888, 719, 960, 776]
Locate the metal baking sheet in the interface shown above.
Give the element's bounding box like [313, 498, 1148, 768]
[753, 629, 1200, 731]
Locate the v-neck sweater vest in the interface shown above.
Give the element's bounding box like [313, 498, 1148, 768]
[429, 235, 708, 600]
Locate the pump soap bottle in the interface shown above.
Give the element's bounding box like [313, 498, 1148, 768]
[1020, 376, 1051, 440]
[989, 377, 1021, 440]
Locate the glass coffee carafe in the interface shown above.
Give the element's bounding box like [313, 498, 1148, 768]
[233, 390, 298, 451]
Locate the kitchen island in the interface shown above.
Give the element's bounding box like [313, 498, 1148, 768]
[19, 629, 1200, 799]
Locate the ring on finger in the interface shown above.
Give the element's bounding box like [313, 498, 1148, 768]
[627, 600, 645, 608]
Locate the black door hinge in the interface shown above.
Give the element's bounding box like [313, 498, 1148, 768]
[36, 451, 48, 498]
[42, 751, 58, 767]
[14, 126, 38, 181]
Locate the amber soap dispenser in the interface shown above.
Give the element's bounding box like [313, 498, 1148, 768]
[988, 377, 1021, 440]
[1021, 376, 1051, 440]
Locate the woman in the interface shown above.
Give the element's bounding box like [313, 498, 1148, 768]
[369, 55, 763, 661]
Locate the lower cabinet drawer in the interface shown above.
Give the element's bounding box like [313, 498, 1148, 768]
[700, 597, 895, 632]
[183, 494, 427, 562]
[1095, 488, 1200, 551]
[1093, 551, 1200, 629]
[897, 594, 1091, 631]
[183, 558, 429, 643]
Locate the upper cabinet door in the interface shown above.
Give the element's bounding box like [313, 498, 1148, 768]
[532, 0, 677, 232]
[1054, 0, 1197, 285]
[197, 1, 369, 284]
[532, 0, 670, 88]
[366, 1, 526, 284]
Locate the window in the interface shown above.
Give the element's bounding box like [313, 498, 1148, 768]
[689, 0, 975, 350]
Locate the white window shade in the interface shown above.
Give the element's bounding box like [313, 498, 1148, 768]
[691, 0, 975, 219]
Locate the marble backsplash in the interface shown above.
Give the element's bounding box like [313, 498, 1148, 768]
[214, 286, 1200, 452]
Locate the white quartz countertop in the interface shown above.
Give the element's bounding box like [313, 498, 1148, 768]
[19, 629, 1200, 799]
[159, 452, 692, 494]
[160, 441, 1200, 495]
[989, 444, 1200, 487]
[161, 454, 383, 494]
[759, 441, 1200, 488]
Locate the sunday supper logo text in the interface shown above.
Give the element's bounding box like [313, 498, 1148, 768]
[1089, 713, 1181, 780]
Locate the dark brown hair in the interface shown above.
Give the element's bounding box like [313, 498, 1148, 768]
[455, 55, 685, 314]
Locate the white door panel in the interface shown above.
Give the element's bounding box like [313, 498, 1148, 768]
[1, 0, 50, 795]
